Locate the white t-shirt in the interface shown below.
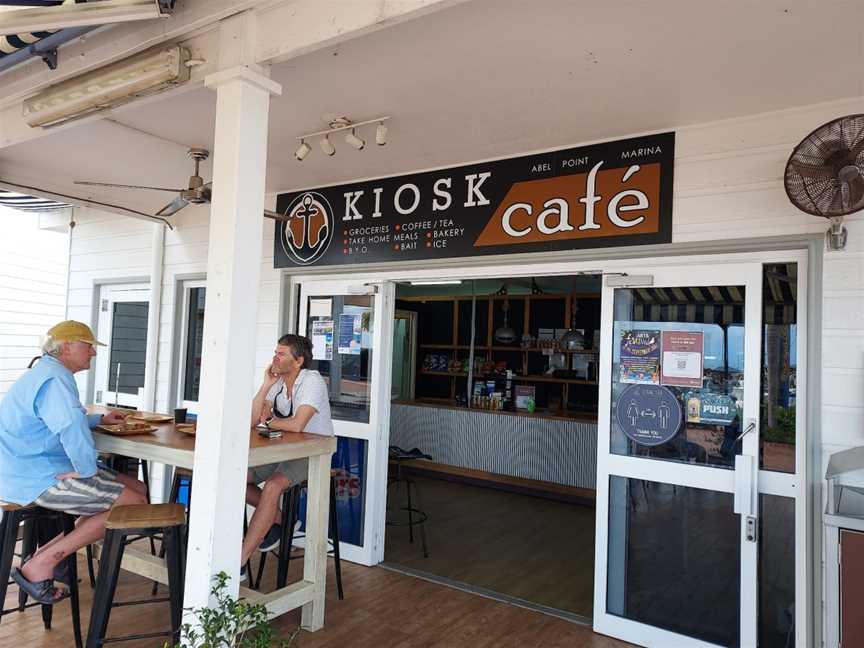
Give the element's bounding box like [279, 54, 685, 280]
[265, 369, 334, 436]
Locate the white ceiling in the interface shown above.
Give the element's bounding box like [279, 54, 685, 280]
[2, 0, 863, 216]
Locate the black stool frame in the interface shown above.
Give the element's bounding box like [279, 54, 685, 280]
[0, 507, 83, 648]
[254, 475, 344, 599]
[86, 522, 185, 648]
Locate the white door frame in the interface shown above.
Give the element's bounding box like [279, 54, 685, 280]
[592, 252, 808, 648]
[288, 247, 810, 645]
[94, 282, 150, 409]
[295, 278, 395, 566]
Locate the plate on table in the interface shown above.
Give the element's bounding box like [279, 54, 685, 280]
[175, 423, 196, 436]
[96, 422, 157, 436]
[127, 413, 174, 423]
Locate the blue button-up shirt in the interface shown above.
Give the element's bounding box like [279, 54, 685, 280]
[0, 355, 101, 504]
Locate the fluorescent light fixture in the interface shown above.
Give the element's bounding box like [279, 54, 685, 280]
[345, 128, 365, 150]
[376, 122, 388, 146]
[320, 135, 335, 156]
[294, 140, 311, 161]
[409, 280, 463, 286]
[22, 44, 189, 127]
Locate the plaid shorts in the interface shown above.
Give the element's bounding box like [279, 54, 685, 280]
[34, 467, 124, 516]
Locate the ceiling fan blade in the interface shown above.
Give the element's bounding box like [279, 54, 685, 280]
[155, 195, 189, 217]
[790, 159, 836, 180]
[264, 209, 289, 221]
[74, 181, 184, 192]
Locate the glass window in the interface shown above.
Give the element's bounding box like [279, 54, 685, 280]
[108, 301, 148, 396]
[607, 476, 740, 646]
[760, 263, 797, 473]
[305, 295, 374, 423]
[183, 287, 206, 402]
[610, 286, 746, 468]
[759, 494, 795, 647]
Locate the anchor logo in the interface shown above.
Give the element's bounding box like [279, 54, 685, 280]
[280, 192, 334, 265]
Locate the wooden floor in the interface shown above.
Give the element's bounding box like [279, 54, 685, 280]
[0, 550, 633, 648]
[384, 476, 596, 617]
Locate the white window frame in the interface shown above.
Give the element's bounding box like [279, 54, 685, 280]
[175, 279, 207, 415]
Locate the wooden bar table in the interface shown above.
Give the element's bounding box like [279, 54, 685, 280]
[86, 407, 336, 631]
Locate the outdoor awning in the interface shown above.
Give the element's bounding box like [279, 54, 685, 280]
[0, 1, 80, 59]
[626, 263, 797, 326]
[0, 190, 69, 210]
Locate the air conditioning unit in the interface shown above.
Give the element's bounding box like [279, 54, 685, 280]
[22, 44, 189, 128]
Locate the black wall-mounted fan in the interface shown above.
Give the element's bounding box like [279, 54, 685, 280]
[785, 114, 864, 249]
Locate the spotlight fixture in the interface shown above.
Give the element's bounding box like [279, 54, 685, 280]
[345, 128, 365, 150]
[294, 115, 390, 161]
[294, 139, 311, 161]
[320, 135, 335, 156]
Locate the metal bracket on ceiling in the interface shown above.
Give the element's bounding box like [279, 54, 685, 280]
[157, 0, 177, 14]
[29, 45, 58, 71]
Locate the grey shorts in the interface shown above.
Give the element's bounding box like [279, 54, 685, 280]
[248, 458, 308, 487]
[34, 467, 124, 516]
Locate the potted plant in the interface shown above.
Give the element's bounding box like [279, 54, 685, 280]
[166, 572, 299, 648]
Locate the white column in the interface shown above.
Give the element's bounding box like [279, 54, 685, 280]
[183, 63, 281, 611]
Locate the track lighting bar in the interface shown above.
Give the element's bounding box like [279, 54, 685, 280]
[294, 116, 390, 161]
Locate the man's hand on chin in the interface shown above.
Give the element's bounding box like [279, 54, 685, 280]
[100, 410, 128, 425]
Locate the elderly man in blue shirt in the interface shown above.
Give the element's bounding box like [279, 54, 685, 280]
[0, 321, 147, 604]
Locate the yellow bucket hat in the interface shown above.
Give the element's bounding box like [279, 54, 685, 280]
[46, 320, 106, 347]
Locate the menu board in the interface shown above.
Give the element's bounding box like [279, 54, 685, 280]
[274, 132, 674, 267]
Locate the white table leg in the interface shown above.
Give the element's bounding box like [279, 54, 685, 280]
[301, 453, 331, 631]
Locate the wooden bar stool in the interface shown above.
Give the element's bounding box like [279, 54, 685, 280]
[254, 473, 344, 599]
[85, 504, 185, 648]
[0, 502, 83, 648]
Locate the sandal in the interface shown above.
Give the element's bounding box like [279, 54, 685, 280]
[22, 554, 70, 585]
[11, 567, 69, 604]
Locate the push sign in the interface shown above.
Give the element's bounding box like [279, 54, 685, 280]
[615, 384, 682, 446]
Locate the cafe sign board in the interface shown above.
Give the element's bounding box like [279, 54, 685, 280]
[273, 132, 674, 267]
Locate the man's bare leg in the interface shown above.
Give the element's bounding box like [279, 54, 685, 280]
[32, 474, 147, 558]
[21, 486, 146, 584]
[241, 472, 290, 565]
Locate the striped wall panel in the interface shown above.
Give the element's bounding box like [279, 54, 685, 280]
[390, 404, 597, 489]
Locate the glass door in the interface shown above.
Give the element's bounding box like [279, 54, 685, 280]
[297, 279, 395, 566]
[594, 262, 764, 647]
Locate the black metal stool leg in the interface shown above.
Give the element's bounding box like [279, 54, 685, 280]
[140, 461, 157, 557]
[329, 476, 344, 600]
[276, 486, 298, 590]
[85, 545, 96, 588]
[17, 518, 37, 610]
[406, 479, 415, 543]
[164, 526, 184, 646]
[61, 514, 84, 648]
[86, 529, 125, 648]
[0, 510, 20, 619]
[413, 481, 430, 559]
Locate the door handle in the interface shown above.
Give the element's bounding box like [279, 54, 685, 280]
[735, 421, 756, 444]
[733, 454, 756, 517]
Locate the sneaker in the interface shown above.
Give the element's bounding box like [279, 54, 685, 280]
[239, 564, 248, 583]
[258, 523, 282, 553]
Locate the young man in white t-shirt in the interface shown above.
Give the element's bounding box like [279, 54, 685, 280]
[241, 334, 334, 577]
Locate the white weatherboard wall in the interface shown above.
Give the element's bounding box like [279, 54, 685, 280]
[0, 208, 68, 401]
[53, 95, 863, 638]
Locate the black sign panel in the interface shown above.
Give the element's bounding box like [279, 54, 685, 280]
[274, 132, 674, 268]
